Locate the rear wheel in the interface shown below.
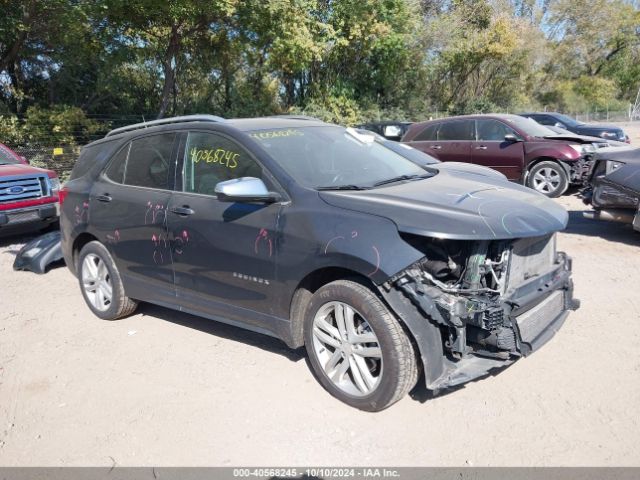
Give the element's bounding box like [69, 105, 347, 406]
[304, 280, 418, 411]
[527, 161, 568, 198]
[78, 241, 138, 320]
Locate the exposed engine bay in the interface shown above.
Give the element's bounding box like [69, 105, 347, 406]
[382, 233, 578, 379]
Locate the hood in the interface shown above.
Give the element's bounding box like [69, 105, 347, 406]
[575, 124, 623, 135]
[596, 146, 640, 164]
[0, 163, 52, 177]
[544, 133, 604, 144]
[319, 164, 568, 240]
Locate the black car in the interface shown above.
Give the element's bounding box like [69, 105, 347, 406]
[60, 115, 578, 411]
[582, 146, 640, 231]
[520, 112, 628, 143]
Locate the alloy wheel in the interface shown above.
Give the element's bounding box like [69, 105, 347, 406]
[532, 167, 561, 194]
[311, 301, 383, 397]
[81, 253, 113, 312]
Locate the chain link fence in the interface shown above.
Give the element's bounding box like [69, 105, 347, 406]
[572, 110, 632, 123]
[7, 144, 81, 182]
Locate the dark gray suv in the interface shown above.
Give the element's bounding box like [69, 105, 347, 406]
[60, 115, 578, 411]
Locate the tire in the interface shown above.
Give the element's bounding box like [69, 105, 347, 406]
[527, 161, 569, 198]
[303, 279, 418, 412]
[77, 241, 138, 320]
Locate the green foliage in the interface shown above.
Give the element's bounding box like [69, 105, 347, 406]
[0, 0, 639, 133]
[21, 105, 103, 145]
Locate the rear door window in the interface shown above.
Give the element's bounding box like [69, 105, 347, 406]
[104, 143, 130, 184]
[124, 133, 176, 190]
[438, 120, 474, 141]
[183, 131, 263, 196]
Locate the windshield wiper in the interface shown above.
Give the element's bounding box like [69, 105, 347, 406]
[316, 184, 370, 191]
[372, 173, 431, 187]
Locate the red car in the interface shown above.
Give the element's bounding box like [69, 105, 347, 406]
[0, 143, 60, 233]
[402, 114, 592, 197]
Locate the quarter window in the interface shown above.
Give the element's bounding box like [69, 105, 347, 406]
[183, 132, 262, 196]
[124, 133, 176, 190]
[438, 121, 474, 141]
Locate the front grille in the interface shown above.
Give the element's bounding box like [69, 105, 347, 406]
[0, 175, 46, 203]
[515, 290, 564, 344]
[508, 234, 556, 288]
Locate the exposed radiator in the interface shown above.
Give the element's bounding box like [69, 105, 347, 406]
[508, 234, 556, 288]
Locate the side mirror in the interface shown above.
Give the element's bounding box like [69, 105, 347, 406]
[504, 134, 520, 142]
[20, 156, 29, 165]
[383, 125, 403, 139]
[554, 122, 566, 128]
[215, 177, 281, 203]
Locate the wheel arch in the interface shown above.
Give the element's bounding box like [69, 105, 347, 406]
[287, 266, 374, 348]
[71, 232, 99, 273]
[287, 266, 439, 389]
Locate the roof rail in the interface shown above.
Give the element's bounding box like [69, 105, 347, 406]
[269, 114, 323, 122]
[105, 114, 225, 138]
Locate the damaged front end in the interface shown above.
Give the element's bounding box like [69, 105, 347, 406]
[582, 147, 640, 231]
[379, 234, 579, 390]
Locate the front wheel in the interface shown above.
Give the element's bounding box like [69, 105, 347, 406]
[527, 161, 569, 198]
[304, 280, 418, 411]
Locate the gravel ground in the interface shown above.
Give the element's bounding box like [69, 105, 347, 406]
[1, 194, 639, 467]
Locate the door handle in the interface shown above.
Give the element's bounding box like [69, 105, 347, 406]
[430, 145, 442, 150]
[170, 206, 195, 216]
[96, 194, 112, 203]
[475, 145, 488, 150]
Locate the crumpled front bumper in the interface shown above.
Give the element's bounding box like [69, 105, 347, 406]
[379, 252, 579, 391]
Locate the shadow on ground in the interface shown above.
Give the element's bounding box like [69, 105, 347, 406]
[138, 302, 305, 363]
[0, 225, 46, 250]
[564, 209, 640, 246]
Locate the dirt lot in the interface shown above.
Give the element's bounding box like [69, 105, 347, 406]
[1, 194, 640, 466]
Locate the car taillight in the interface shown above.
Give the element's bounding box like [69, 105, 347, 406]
[58, 186, 70, 205]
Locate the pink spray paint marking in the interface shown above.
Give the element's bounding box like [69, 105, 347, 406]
[74, 202, 89, 225]
[174, 229, 190, 255]
[254, 228, 273, 258]
[323, 230, 380, 277]
[106, 229, 120, 244]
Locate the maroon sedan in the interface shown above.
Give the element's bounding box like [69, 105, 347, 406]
[402, 114, 591, 197]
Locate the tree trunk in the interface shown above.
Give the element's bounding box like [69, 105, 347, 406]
[157, 24, 181, 119]
[0, 2, 36, 75]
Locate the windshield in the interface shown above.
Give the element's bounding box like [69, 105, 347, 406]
[553, 113, 581, 127]
[0, 145, 21, 165]
[503, 116, 557, 138]
[248, 126, 430, 189]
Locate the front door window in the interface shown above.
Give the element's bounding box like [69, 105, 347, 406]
[184, 132, 263, 195]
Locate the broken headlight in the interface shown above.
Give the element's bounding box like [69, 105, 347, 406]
[605, 160, 625, 174]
